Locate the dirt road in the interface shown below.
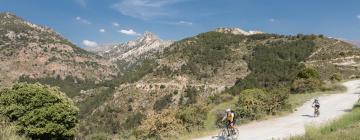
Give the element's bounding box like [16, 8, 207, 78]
[194, 80, 360, 140]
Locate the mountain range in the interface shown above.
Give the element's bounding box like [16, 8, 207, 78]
[1, 12, 360, 139]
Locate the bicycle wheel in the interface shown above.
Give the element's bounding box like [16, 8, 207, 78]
[218, 128, 227, 138]
[230, 128, 239, 140]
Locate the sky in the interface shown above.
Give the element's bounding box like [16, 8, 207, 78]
[0, 0, 360, 48]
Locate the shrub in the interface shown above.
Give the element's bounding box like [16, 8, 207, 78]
[123, 112, 145, 129]
[291, 78, 322, 93]
[0, 83, 79, 139]
[135, 110, 185, 139]
[176, 105, 208, 131]
[0, 116, 28, 140]
[330, 73, 342, 81]
[297, 68, 320, 79]
[183, 86, 198, 105]
[234, 88, 290, 121]
[153, 94, 173, 111]
[235, 89, 268, 120]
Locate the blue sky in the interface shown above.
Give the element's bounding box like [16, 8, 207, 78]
[1, 0, 360, 48]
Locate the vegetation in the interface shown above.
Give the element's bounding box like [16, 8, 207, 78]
[0, 83, 79, 139]
[290, 103, 360, 140]
[234, 88, 290, 122]
[0, 116, 28, 140]
[18, 75, 96, 98]
[153, 94, 173, 111]
[229, 39, 317, 94]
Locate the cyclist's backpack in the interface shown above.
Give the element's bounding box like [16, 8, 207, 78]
[231, 111, 237, 123]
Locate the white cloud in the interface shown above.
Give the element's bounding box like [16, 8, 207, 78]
[357, 15, 360, 20]
[118, 29, 141, 36]
[82, 40, 98, 47]
[177, 21, 193, 26]
[112, 22, 120, 27]
[75, 16, 91, 24]
[112, 0, 185, 19]
[269, 18, 276, 22]
[75, 0, 86, 7]
[99, 29, 106, 33]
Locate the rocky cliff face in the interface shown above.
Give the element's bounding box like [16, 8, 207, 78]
[86, 32, 174, 65]
[215, 27, 264, 35]
[0, 12, 117, 86]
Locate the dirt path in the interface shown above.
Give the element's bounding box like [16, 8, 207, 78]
[194, 80, 360, 140]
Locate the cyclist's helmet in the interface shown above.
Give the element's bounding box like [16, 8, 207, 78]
[226, 108, 231, 112]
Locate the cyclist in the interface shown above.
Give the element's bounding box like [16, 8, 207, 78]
[312, 98, 320, 117]
[222, 108, 235, 136]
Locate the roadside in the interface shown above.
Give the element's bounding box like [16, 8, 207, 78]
[192, 80, 360, 140]
[289, 103, 360, 140]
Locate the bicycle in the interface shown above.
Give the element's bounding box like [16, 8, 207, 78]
[313, 106, 320, 117]
[218, 123, 239, 140]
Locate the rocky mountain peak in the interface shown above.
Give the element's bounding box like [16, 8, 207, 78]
[87, 32, 174, 63]
[0, 12, 16, 19]
[142, 31, 160, 41]
[215, 27, 264, 35]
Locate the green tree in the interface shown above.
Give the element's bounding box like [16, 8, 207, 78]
[0, 83, 79, 139]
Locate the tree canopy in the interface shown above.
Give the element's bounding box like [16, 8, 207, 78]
[0, 83, 79, 139]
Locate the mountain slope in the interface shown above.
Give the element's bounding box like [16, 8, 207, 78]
[0, 12, 117, 86]
[86, 32, 174, 65]
[83, 31, 360, 139]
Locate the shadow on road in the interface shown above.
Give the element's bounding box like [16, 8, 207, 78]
[301, 114, 314, 118]
[211, 135, 226, 140]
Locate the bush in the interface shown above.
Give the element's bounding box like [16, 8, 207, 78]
[176, 105, 208, 131]
[153, 94, 173, 111]
[291, 78, 322, 93]
[0, 83, 79, 139]
[182, 86, 198, 105]
[235, 89, 268, 120]
[0, 116, 28, 140]
[135, 110, 185, 139]
[234, 88, 290, 121]
[297, 68, 320, 79]
[123, 112, 145, 129]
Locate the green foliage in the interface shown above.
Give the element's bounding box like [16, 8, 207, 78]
[182, 86, 198, 105]
[0, 115, 28, 140]
[297, 68, 320, 79]
[235, 89, 269, 120]
[123, 112, 145, 129]
[153, 94, 173, 111]
[291, 68, 322, 93]
[18, 75, 96, 98]
[228, 39, 317, 95]
[291, 78, 322, 93]
[77, 87, 115, 118]
[234, 88, 290, 121]
[176, 105, 208, 131]
[0, 83, 79, 139]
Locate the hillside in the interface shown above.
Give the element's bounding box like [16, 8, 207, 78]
[2, 12, 360, 139]
[0, 12, 117, 87]
[81, 29, 360, 139]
